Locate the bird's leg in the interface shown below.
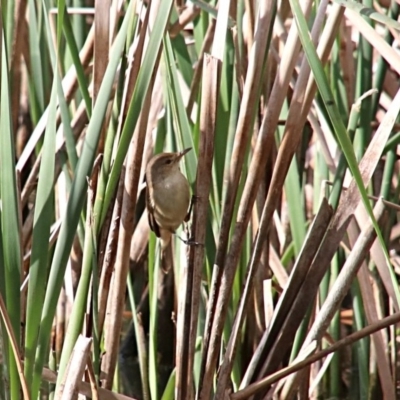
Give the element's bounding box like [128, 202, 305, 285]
[184, 194, 200, 222]
[182, 194, 204, 246]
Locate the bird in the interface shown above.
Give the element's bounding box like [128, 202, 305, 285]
[145, 148, 192, 250]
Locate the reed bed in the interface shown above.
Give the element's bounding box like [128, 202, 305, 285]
[1, 0, 400, 399]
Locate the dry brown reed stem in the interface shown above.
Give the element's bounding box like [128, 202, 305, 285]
[339, 20, 354, 112]
[93, 0, 111, 106]
[231, 311, 400, 400]
[119, 3, 150, 128]
[10, 0, 27, 133]
[169, 4, 200, 38]
[369, 225, 400, 312]
[358, 270, 394, 399]
[42, 363, 138, 400]
[87, 355, 99, 400]
[281, 199, 389, 398]
[135, 312, 150, 400]
[213, 0, 315, 394]
[219, 0, 335, 394]
[362, 273, 394, 394]
[306, 199, 386, 345]
[129, 211, 150, 272]
[97, 167, 124, 338]
[102, 0, 158, 376]
[255, 35, 400, 394]
[98, 1, 151, 344]
[177, 7, 230, 398]
[93, 0, 111, 153]
[175, 55, 220, 400]
[55, 335, 92, 400]
[175, 241, 193, 397]
[244, 0, 255, 52]
[216, 199, 332, 397]
[242, 199, 334, 393]
[100, 53, 159, 388]
[221, 1, 341, 390]
[186, 19, 216, 116]
[198, 3, 275, 398]
[343, 4, 400, 303]
[351, 209, 394, 399]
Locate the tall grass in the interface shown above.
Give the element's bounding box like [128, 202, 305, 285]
[1, 0, 400, 399]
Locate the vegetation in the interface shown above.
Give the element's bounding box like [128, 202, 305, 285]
[1, 0, 400, 398]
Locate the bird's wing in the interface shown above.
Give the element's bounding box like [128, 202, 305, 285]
[146, 187, 161, 238]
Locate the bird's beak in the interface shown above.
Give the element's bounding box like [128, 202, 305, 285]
[177, 147, 192, 159]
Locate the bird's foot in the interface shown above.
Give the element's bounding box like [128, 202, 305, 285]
[183, 236, 204, 247]
[175, 233, 204, 247]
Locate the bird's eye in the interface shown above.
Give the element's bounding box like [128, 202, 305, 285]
[165, 159, 172, 165]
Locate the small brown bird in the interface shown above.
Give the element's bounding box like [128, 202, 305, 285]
[145, 148, 192, 249]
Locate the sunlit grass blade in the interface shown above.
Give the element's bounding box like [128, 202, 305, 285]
[163, 34, 197, 183]
[100, 0, 174, 226]
[30, 2, 135, 395]
[23, 71, 58, 396]
[289, 0, 398, 305]
[62, 7, 92, 116]
[55, 182, 97, 391]
[4, 0, 400, 398]
[160, 369, 176, 400]
[27, 0, 46, 123]
[0, 20, 22, 400]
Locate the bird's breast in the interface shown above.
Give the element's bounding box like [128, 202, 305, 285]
[151, 172, 190, 230]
